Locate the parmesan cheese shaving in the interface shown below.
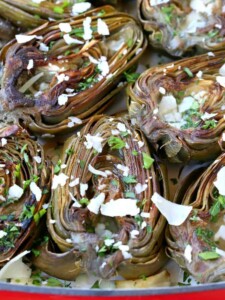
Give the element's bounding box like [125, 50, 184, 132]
[30, 182, 42, 202]
[87, 193, 105, 214]
[100, 199, 140, 217]
[213, 166, 225, 196]
[151, 192, 192, 226]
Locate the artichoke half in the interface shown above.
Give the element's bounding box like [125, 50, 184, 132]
[138, 0, 225, 57]
[166, 153, 225, 283]
[0, 6, 146, 135]
[33, 114, 169, 281]
[128, 50, 225, 163]
[0, 125, 50, 267]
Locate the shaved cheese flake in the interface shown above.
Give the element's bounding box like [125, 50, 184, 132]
[135, 183, 148, 194]
[208, 52, 215, 57]
[16, 34, 37, 43]
[196, 71, 203, 79]
[0, 231, 7, 239]
[27, 59, 34, 70]
[116, 164, 129, 176]
[159, 87, 166, 95]
[178, 96, 194, 113]
[39, 43, 49, 52]
[104, 239, 115, 247]
[52, 173, 69, 189]
[88, 164, 107, 178]
[97, 18, 110, 36]
[8, 184, 23, 200]
[100, 199, 140, 217]
[150, 0, 170, 6]
[184, 244, 192, 263]
[72, 2, 91, 16]
[88, 193, 105, 214]
[59, 23, 72, 33]
[151, 192, 192, 226]
[215, 225, 225, 241]
[98, 56, 109, 77]
[83, 17, 92, 40]
[216, 248, 225, 257]
[84, 134, 104, 153]
[80, 183, 88, 197]
[219, 64, 225, 76]
[117, 122, 127, 132]
[56, 73, 69, 83]
[69, 192, 82, 208]
[222, 132, 225, 141]
[140, 212, 150, 218]
[69, 178, 80, 187]
[68, 116, 82, 128]
[214, 166, 225, 196]
[201, 112, 217, 121]
[216, 76, 225, 87]
[30, 182, 42, 202]
[63, 34, 84, 45]
[49, 219, 56, 224]
[34, 156, 42, 164]
[1, 138, 7, 146]
[130, 230, 139, 239]
[0, 251, 31, 280]
[58, 94, 68, 106]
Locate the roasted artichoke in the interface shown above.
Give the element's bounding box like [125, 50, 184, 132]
[138, 0, 225, 57]
[0, 6, 146, 135]
[166, 153, 225, 283]
[0, 125, 50, 267]
[33, 114, 169, 281]
[128, 50, 225, 163]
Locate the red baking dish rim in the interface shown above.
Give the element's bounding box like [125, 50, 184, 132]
[1, 282, 225, 300]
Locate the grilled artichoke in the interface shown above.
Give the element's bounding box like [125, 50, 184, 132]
[0, 0, 93, 30]
[0, 6, 146, 135]
[166, 153, 225, 283]
[0, 125, 50, 267]
[138, 0, 225, 57]
[33, 114, 169, 280]
[128, 50, 225, 163]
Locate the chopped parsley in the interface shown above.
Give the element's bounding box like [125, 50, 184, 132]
[142, 152, 154, 169]
[198, 251, 220, 260]
[108, 136, 126, 150]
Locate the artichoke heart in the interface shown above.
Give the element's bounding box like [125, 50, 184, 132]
[0, 5, 146, 135]
[138, 0, 225, 56]
[0, 125, 50, 267]
[33, 114, 169, 281]
[166, 153, 225, 283]
[128, 50, 225, 163]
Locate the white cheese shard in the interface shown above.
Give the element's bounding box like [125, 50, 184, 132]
[117, 122, 127, 132]
[222, 132, 225, 142]
[215, 225, 225, 241]
[59, 23, 72, 33]
[150, 0, 170, 6]
[58, 94, 68, 106]
[27, 59, 34, 70]
[119, 245, 132, 259]
[190, 0, 214, 16]
[135, 183, 148, 194]
[140, 212, 150, 218]
[49, 219, 56, 224]
[33, 156, 42, 164]
[72, 2, 91, 16]
[97, 18, 110, 36]
[87, 193, 105, 214]
[219, 64, 225, 76]
[104, 239, 115, 247]
[213, 166, 225, 196]
[69, 192, 82, 208]
[80, 183, 88, 197]
[98, 56, 109, 77]
[151, 192, 192, 226]
[63, 34, 84, 45]
[32, 0, 44, 3]
[15, 34, 37, 43]
[52, 173, 69, 189]
[8, 184, 23, 200]
[69, 178, 80, 187]
[178, 96, 194, 113]
[39, 43, 49, 52]
[56, 73, 69, 83]
[201, 112, 217, 121]
[0, 251, 31, 280]
[208, 52, 215, 57]
[68, 116, 82, 128]
[184, 244, 192, 263]
[116, 164, 129, 176]
[83, 17, 92, 40]
[215, 248, 225, 257]
[196, 71, 203, 79]
[0, 231, 7, 239]
[100, 199, 140, 217]
[216, 76, 225, 87]
[1, 138, 7, 146]
[88, 164, 107, 178]
[30, 182, 42, 202]
[84, 133, 104, 153]
[159, 87, 166, 95]
[130, 230, 139, 239]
